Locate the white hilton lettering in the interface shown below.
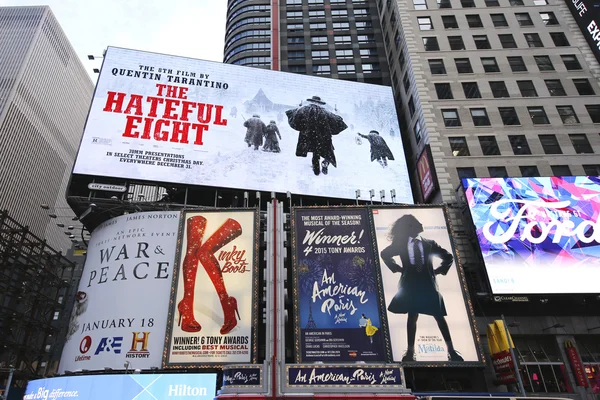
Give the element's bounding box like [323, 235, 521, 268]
[482, 199, 599, 244]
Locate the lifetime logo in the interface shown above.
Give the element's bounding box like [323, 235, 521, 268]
[126, 332, 151, 359]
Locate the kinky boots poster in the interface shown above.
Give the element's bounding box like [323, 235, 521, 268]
[292, 207, 390, 362]
[165, 210, 259, 366]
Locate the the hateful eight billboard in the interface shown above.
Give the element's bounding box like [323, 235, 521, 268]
[72, 47, 413, 203]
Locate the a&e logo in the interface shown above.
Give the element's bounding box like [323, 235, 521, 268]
[94, 336, 123, 355]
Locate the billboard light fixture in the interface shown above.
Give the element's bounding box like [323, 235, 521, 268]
[56, 223, 64, 228]
[41, 204, 50, 210]
[542, 323, 565, 331]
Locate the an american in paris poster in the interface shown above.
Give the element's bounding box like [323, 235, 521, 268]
[165, 210, 258, 365]
[371, 207, 479, 364]
[292, 207, 389, 362]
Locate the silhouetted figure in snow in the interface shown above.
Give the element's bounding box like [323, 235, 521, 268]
[263, 120, 282, 153]
[357, 130, 395, 168]
[244, 114, 267, 150]
[230, 106, 238, 118]
[286, 96, 347, 176]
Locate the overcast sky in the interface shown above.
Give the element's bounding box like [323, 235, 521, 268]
[4, 0, 228, 81]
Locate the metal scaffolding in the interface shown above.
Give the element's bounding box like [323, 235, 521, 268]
[0, 210, 75, 388]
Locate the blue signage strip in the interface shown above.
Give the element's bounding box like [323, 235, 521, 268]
[222, 367, 262, 387]
[24, 373, 217, 400]
[293, 208, 388, 362]
[287, 365, 403, 387]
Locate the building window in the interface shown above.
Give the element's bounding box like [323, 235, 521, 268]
[429, 59, 447, 74]
[287, 0, 302, 4]
[418, 16, 434, 30]
[550, 32, 570, 46]
[514, 337, 570, 394]
[489, 166, 508, 177]
[545, 80, 566, 96]
[499, 107, 520, 125]
[557, 105, 580, 124]
[408, 96, 416, 117]
[287, 11, 303, 18]
[449, 137, 470, 155]
[551, 165, 571, 176]
[438, 0, 452, 7]
[414, 0, 428, 8]
[443, 15, 459, 29]
[333, 35, 351, 44]
[534, 55, 554, 71]
[360, 48, 377, 58]
[461, 0, 476, 6]
[338, 64, 356, 74]
[312, 65, 331, 74]
[423, 37, 440, 50]
[331, 9, 348, 17]
[312, 36, 329, 44]
[404, 73, 411, 93]
[520, 166, 540, 177]
[490, 81, 510, 98]
[474, 35, 491, 49]
[472, 109, 491, 126]
[313, 50, 330, 59]
[485, 0, 500, 5]
[310, 22, 327, 30]
[332, 22, 350, 30]
[458, 167, 476, 178]
[540, 12, 559, 25]
[562, 55, 582, 70]
[517, 80, 538, 97]
[525, 33, 544, 47]
[463, 82, 481, 98]
[289, 51, 306, 60]
[456, 58, 474, 73]
[499, 34, 517, 48]
[510, 0, 524, 4]
[583, 165, 600, 175]
[539, 134, 562, 154]
[442, 109, 461, 126]
[528, 107, 550, 124]
[288, 37, 305, 45]
[308, 10, 325, 17]
[491, 13, 509, 27]
[435, 83, 454, 99]
[573, 79, 595, 95]
[515, 12, 534, 26]
[353, 8, 369, 16]
[287, 24, 304, 31]
[362, 63, 380, 72]
[570, 133, 594, 153]
[414, 120, 423, 144]
[585, 105, 600, 123]
[357, 35, 375, 43]
[508, 56, 527, 72]
[509, 135, 531, 154]
[534, 0, 549, 4]
[467, 14, 484, 28]
[289, 65, 307, 73]
[449, 36, 466, 50]
[482, 57, 500, 72]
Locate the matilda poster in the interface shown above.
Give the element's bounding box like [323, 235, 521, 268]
[165, 210, 258, 365]
[371, 207, 479, 364]
[292, 207, 388, 362]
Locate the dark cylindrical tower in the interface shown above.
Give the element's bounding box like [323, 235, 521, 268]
[224, 0, 272, 68]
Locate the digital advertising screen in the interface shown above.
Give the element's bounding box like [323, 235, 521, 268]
[565, 0, 600, 64]
[462, 176, 600, 294]
[292, 207, 389, 362]
[23, 373, 217, 400]
[165, 210, 258, 366]
[73, 47, 413, 203]
[59, 211, 180, 372]
[371, 207, 480, 364]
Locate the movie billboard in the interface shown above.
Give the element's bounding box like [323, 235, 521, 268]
[462, 176, 600, 294]
[165, 210, 258, 366]
[565, 0, 600, 64]
[292, 207, 389, 362]
[371, 207, 479, 364]
[58, 211, 180, 372]
[72, 47, 412, 203]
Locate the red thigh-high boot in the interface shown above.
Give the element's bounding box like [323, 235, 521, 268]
[177, 216, 206, 332]
[197, 218, 243, 335]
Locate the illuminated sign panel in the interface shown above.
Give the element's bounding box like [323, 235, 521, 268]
[565, 0, 600, 63]
[73, 47, 413, 203]
[462, 176, 600, 294]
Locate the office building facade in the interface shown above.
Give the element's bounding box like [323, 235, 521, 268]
[224, 0, 391, 85]
[0, 6, 94, 251]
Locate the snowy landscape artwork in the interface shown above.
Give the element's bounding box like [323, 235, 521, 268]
[73, 47, 413, 203]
